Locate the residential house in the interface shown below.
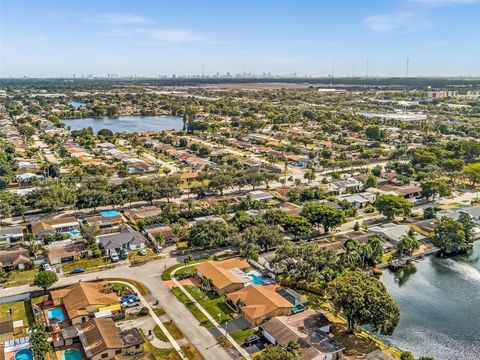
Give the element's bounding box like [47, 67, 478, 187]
[30, 217, 80, 239]
[226, 285, 293, 325]
[0, 226, 24, 247]
[196, 258, 251, 295]
[78, 318, 144, 360]
[328, 178, 363, 195]
[97, 228, 146, 254]
[370, 223, 425, 246]
[50, 282, 119, 325]
[143, 224, 178, 244]
[84, 214, 123, 234]
[278, 202, 303, 215]
[123, 206, 162, 222]
[47, 240, 89, 265]
[261, 309, 344, 360]
[0, 246, 30, 271]
[248, 190, 274, 202]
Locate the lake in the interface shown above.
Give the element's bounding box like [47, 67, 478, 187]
[62, 115, 183, 133]
[380, 242, 480, 360]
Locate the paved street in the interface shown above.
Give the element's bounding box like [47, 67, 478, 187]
[0, 257, 232, 360]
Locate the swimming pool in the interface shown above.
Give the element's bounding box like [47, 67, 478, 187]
[15, 349, 33, 360]
[68, 230, 80, 237]
[62, 349, 83, 360]
[100, 210, 120, 217]
[48, 307, 66, 322]
[248, 273, 267, 285]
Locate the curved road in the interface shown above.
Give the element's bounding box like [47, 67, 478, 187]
[1, 257, 232, 360]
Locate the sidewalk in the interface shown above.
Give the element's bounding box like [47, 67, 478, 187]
[170, 266, 252, 360]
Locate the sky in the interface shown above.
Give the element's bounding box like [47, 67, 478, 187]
[1, 0, 479, 78]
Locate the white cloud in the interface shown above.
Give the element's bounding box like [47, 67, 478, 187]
[365, 11, 431, 32]
[106, 28, 202, 44]
[87, 13, 150, 25]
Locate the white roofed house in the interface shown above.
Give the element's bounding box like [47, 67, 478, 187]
[328, 178, 363, 195]
[0, 226, 24, 248]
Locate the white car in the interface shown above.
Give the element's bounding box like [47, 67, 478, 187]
[42, 263, 53, 272]
[138, 249, 147, 256]
[122, 298, 141, 308]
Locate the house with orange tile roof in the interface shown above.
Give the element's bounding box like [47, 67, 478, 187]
[50, 282, 119, 325]
[196, 258, 251, 295]
[227, 285, 293, 325]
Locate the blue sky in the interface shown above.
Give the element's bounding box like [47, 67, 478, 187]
[1, 0, 479, 77]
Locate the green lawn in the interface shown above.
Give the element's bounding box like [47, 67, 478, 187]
[128, 248, 164, 263]
[230, 328, 256, 344]
[105, 278, 151, 296]
[2, 268, 39, 287]
[172, 287, 212, 327]
[141, 333, 182, 360]
[153, 322, 184, 342]
[62, 257, 111, 273]
[0, 300, 35, 328]
[182, 285, 234, 324]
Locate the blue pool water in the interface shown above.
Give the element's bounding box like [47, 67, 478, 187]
[100, 210, 120, 217]
[68, 230, 80, 237]
[48, 307, 65, 322]
[62, 349, 83, 360]
[248, 274, 267, 285]
[15, 349, 33, 360]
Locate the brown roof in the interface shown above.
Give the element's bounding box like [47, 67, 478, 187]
[124, 206, 162, 221]
[261, 309, 344, 359]
[0, 247, 30, 268]
[227, 285, 292, 320]
[51, 282, 118, 320]
[196, 258, 250, 290]
[48, 242, 89, 263]
[31, 217, 79, 234]
[80, 318, 122, 357]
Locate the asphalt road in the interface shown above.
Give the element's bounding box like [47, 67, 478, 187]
[1, 257, 232, 360]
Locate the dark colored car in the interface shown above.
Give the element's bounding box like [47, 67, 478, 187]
[244, 335, 260, 346]
[119, 249, 128, 260]
[70, 268, 85, 274]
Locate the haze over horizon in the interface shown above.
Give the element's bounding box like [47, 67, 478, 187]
[1, 0, 479, 78]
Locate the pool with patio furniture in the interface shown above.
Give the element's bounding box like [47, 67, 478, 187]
[100, 210, 121, 217]
[62, 348, 83, 360]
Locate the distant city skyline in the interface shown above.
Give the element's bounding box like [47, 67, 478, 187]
[1, 0, 479, 78]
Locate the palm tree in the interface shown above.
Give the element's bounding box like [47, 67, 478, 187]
[286, 340, 301, 358]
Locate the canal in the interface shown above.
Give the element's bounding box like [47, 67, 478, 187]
[380, 241, 480, 360]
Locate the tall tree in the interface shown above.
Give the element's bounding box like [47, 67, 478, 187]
[328, 272, 400, 335]
[300, 202, 345, 233]
[375, 194, 412, 221]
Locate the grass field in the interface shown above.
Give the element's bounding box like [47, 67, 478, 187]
[62, 257, 111, 273]
[105, 278, 151, 296]
[230, 328, 256, 344]
[173, 285, 233, 326]
[2, 268, 39, 287]
[153, 321, 184, 341]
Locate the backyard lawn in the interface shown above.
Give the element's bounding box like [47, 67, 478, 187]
[0, 300, 35, 328]
[128, 248, 163, 263]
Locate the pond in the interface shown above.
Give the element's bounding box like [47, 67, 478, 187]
[380, 242, 480, 360]
[62, 115, 183, 133]
[68, 100, 86, 109]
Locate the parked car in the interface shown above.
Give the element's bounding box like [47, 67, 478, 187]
[42, 263, 53, 272]
[178, 273, 192, 280]
[244, 335, 260, 346]
[122, 298, 141, 308]
[120, 294, 137, 303]
[138, 249, 147, 256]
[119, 249, 128, 260]
[70, 268, 85, 274]
[110, 250, 119, 262]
